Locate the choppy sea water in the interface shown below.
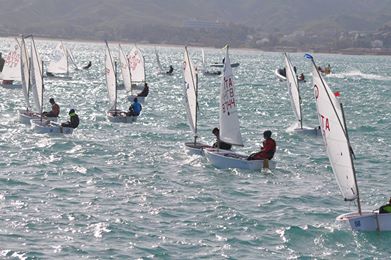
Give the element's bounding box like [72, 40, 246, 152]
[0, 38, 390, 259]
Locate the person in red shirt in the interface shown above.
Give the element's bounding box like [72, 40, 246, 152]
[247, 130, 276, 160]
[43, 98, 60, 117]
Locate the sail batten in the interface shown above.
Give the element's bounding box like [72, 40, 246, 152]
[311, 61, 358, 201]
[219, 47, 243, 146]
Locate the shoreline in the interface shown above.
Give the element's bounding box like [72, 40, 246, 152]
[1, 35, 391, 56]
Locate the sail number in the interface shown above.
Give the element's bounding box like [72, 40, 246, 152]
[5, 49, 19, 68]
[320, 114, 331, 132]
[222, 76, 236, 114]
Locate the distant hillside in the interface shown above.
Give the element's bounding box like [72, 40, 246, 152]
[1, 0, 391, 50]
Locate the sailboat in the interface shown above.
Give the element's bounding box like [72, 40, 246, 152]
[18, 36, 58, 125]
[121, 45, 146, 104]
[106, 42, 137, 123]
[155, 48, 173, 76]
[46, 41, 78, 79]
[183, 47, 211, 155]
[204, 46, 276, 170]
[29, 37, 72, 134]
[284, 52, 320, 135]
[127, 46, 146, 92]
[201, 49, 221, 76]
[0, 38, 22, 87]
[307, 53, 391, 231]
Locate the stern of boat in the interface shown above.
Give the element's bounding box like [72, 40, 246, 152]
[337, 211, 391, 231]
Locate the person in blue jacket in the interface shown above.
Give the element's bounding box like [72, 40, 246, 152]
[127, 98, 142, 116]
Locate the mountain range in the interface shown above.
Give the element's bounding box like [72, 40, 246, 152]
[1, 0, 391, 50]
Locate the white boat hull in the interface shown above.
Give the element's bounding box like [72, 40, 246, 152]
[19, 110, 58, 125]
[30, 119, 74, 134]
[204, 148, 276, 170]
[184, 142, 211, 156]
[107, 111, 137, 123]
[337, 211, 391, 231]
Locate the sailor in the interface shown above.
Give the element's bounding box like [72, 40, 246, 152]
[166, 65, 174, 74]
[379, 197, 391, 214]
[127, 98, 142, 116]
[61, 109, 79, 128]
[43, 98, 60, 117]
[83, 61, 92, 69]
[247, 130, 276, 160]
[212, 127, 232, 150]
[137, 83, 149, 97]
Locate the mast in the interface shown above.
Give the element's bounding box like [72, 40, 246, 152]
[114, 61, 118, 112]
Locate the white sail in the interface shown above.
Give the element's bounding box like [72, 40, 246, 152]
[312, 63, 357, 201]
[284, 53, 302, 127]
[201, 49, 207, 71]
[105, 42, 117, 110]
[67, 48, 79, 70]
[47, 42, 68, 74]
[219, 47, 243, 146]
[30, 38, 43, 113]
[119, 44, 132, 92]
[20, 37, 30, 109]
[183, 47, 198, 136]
[0, 38, 22, 81]
[155, 48, 163, 73]
[127, 47, 145, 83]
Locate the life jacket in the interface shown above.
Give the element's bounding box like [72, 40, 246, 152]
[263, 138, 276, 159]
[379, 204, 391, 214]
[69, 113, 79, 128]
[132, 102, 142, 115]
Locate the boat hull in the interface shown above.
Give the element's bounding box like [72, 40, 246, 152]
[1, 82, 22, 88]
[184, 142, 212, 156]
[30, 119, 74, 134]
[210, 62, 239, 68]
[107, 111, 137, 123]
[131, 83, 145, 92]
[19, 110, 58, 125]
[202, 70, 221, 76]
[292, 126, 322, 136]
[337, 211, 391, 231]
[204, 148, 276, 170]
